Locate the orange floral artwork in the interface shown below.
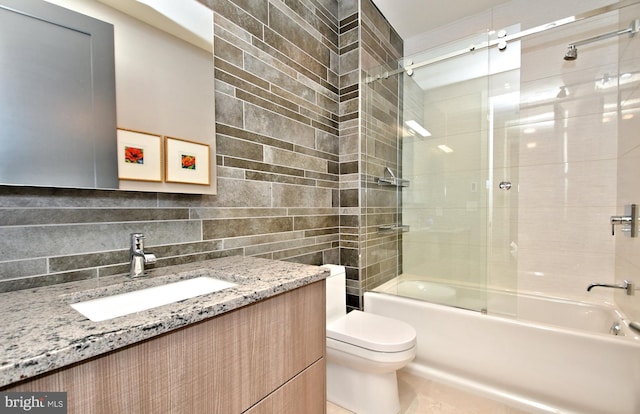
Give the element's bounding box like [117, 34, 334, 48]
[125, 146, 144, 164]
[181, 154, 196, 170]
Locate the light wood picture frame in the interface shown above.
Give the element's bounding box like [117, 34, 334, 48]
[164, 136, 210, 186]
[117, 128, 162, 182]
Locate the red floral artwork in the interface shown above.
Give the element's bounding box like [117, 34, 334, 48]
[124, 146, 144, 164]
[181, 154, 196, 170]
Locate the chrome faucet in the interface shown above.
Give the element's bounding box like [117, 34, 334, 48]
[129, 233, 157, 278]
[587, 280, 635, 296]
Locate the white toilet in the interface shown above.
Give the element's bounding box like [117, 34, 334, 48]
[322, 264, 417, 414]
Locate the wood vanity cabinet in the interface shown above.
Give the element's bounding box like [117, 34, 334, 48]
[6, 280, 326, 414]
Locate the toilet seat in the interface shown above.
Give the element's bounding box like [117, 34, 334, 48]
[327, 310, 416, 353]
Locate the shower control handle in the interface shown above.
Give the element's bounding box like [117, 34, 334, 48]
[611, 216, 632, 235]
[610, 204, 637, 237]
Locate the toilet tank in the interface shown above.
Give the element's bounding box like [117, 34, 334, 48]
[321, 264, 346, 323]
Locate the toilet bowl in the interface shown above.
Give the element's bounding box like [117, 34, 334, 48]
[322, 264, 417, 414]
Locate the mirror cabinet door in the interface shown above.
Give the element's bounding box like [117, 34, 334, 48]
[0, 0, 216, 194]
[0, 0, 118, 189]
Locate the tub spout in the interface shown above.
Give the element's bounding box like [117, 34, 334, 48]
[587, 280, 635, 296]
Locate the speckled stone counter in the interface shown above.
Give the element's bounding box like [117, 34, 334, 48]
[0, 256, 329, 388]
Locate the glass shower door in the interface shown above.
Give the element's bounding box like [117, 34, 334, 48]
[368, 0, 639, 317]
[399, 29, 520, 312]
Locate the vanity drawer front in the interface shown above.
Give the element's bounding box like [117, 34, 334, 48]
[243, 358, 326, 414]
[232, 279, 326, 411]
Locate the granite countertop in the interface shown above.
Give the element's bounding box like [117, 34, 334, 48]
[0, 256, 329, 388]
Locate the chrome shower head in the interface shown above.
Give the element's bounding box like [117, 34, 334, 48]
[564, 45, 578, 61]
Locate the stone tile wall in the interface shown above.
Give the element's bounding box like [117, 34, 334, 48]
[356, 0, 403, 308]
[337, 0, 362, 309]
[337, 0, 403, 310]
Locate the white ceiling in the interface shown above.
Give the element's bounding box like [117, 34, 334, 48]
[97, 0, 212, 51]
[370, 0, 511, 40]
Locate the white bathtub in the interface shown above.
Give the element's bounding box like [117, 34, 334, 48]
[365, 283, 640, 414]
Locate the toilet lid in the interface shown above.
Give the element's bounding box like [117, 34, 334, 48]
[327, 310, 416, 353]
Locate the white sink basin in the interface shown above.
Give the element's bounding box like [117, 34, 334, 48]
[70, 277, 237, 322]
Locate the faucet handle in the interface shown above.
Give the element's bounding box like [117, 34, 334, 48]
[143, 253, 157, 265]
[130, 233, 146, 252]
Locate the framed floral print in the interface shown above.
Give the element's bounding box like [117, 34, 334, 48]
[164, 136, 210, 186]
[117, 128, 162, 182]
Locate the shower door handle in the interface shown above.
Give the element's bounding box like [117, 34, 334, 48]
[498, 181, 512, 190]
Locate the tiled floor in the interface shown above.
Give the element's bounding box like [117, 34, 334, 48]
[327, 370, 530, 414]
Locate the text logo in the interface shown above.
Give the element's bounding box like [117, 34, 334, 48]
[0, 393, 66, 414]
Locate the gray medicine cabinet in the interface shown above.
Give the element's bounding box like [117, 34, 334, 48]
[0, 0, 118, 189]
[0, 0, 216, 194]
